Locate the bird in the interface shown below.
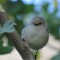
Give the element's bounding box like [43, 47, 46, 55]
[21, 16, 49, 59]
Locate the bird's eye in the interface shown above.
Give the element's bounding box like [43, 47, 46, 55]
[39, 23, 41, 25]
[33, 22, 42, 26]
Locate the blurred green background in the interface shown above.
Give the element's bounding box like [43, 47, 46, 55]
[0, 0, 60, 60]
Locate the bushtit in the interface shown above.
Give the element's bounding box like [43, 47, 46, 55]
[21, 16, 49, 50]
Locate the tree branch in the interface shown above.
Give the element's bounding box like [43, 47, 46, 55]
[0, 11, 35, 60]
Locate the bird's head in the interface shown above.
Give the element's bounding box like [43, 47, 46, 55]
[31, 16, 45, 26]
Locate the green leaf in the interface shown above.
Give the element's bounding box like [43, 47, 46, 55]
[0, 36, 3, 47]
[15, 20, 24, 33]
[0, 20, 16, 35]
[0, 46, 13, 54]
[0, 25, 3, 35]
[36, 50, 40, 60]
[0, 0, 6, 3]
[0, 35, 13, 54]
[8, 37, 14, 46]
[3, 20, 16, 28]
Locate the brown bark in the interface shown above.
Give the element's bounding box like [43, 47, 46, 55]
[0, 11, 35, 60]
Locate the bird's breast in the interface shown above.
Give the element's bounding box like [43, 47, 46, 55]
[22, 26, 49, 50]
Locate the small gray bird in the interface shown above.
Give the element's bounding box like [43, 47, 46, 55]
[21, 16, 49, 59]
